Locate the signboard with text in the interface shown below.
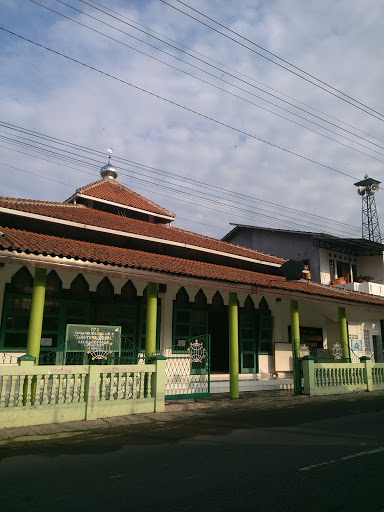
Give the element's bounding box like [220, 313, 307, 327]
[65, 324, 121, 353]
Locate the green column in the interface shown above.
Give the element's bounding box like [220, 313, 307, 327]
[290, 299, 301, 394]
[338, 306, 350, 360]
[145, 282, 158, 356]
[229, 292, 239, 399]
[26, 267, 47, 364]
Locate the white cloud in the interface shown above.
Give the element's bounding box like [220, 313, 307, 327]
[0, 0, 383, 241]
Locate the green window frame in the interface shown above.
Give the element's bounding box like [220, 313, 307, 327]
[239, 311, 258, 373]
[172, 308, 208, 353]
[258, 315, 274, 355]
[0, 284, 162, 360]
[239, 312, 274, 373]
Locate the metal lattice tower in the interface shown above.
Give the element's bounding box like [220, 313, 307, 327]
[354, 174, 381, 242]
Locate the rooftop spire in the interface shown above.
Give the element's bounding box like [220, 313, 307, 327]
[100, 148, 118, 179]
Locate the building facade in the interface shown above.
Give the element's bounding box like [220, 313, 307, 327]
[223, 224, 384, 362]
[1, 163, 384, 395]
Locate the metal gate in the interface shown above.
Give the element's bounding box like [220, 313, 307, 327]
[163, 334, 211, 400]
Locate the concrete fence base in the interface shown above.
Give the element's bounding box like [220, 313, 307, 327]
[302, 356, 384, 396]
[0, 355, 167, 429]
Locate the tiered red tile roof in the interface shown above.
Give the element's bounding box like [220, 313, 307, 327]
[2, 226, 384, 306]
[72, 178, 176, 218]
[0, 197, 284, 264]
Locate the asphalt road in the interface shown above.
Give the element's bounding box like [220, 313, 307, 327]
[1, 392, 384, 512]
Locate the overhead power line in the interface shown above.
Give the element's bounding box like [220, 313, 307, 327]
[26, 0, 384, 165]
[70, 0, 384, 153]
[72, 0, 384, 145]
[0, 26, 359, 183]
[160, 0, 384, 121]
[0, 120, 363, 237]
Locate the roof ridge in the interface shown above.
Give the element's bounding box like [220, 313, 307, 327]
[170, 224, 286, 261]
[0, 196, 86, 208]
[73, 178, 176, 217]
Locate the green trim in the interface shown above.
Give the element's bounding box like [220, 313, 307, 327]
[165, 393, 210, 400]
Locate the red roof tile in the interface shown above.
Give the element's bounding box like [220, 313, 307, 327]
[0, 197, 284, 265]
[73, 179, 176, 218]
[1, 226, 384, 307]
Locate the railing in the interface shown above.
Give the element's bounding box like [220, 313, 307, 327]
[334, 281, 384, 297]
[0, 354, 167, 428]
[302, 356, 384, 395]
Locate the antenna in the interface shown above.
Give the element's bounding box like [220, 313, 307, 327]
[354, 174, 381, 242]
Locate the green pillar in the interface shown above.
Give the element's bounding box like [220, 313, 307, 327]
[290, 299, 301, 394]
[145, 282, 158, 356]
[229, 292, 239, 399]
[338, 306, 350, 360]
[26, 267, 47, 364]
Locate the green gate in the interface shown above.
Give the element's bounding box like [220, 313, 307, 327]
[164, 334, 211, 400]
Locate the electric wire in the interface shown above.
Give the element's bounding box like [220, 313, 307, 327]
[66, 0, 384, 152]
[1, 134, 349, 234]
[0, 120, 365, 233]
[1, 153, 360, 236]
[160, 0, 384, 120]
[0, 26, 361, 185]
[0, 131, 363, 237]
[0, 160, 226, 232]
[72, 0, 384, 145]
[26, 0, 384, 164]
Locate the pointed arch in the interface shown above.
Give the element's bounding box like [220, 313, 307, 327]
[258, 296, 271, 315]
[69, 274, 89, 299]
[46, 270, 63, 297]
[175, 287, 189, 307]
[8, 266, 33, 294]
[194, 289, 207, 306]
[211, 291, 224, 311]
[96, 277, 114, 298]
[120, 280, 137, 302]
[244, 295, 255, 312]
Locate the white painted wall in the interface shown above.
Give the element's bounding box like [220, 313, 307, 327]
[357, 255, 384, 284]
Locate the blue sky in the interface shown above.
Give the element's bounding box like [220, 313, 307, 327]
[1, 0, 384, 240]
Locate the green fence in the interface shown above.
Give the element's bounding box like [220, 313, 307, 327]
[0, 354, 166, 428]
[302, 356, 384, 396]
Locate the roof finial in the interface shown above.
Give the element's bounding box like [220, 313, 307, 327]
[100, 147, 118, 179]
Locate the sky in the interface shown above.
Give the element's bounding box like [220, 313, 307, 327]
[1, 0, 384, 241]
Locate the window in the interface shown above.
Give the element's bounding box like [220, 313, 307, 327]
[239, 296, 274, 373]
[172, 308, 208, 352]
[172, 288, 208, 352]
[329, 259, 335, 282]
[0, 270, 160, 359]
[363, 329, 371, 355]
[258, 315, 273, 354]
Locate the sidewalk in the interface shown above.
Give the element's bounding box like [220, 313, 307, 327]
[1, 389, 384, 444]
